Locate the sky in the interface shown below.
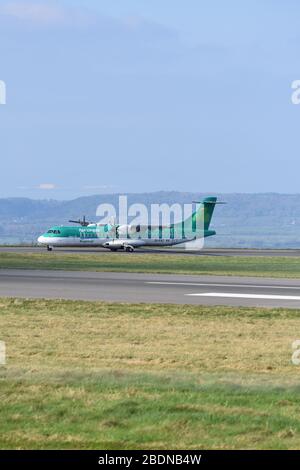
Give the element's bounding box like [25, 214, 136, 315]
[0, 0, 300, 199]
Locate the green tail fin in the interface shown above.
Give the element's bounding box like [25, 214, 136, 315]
[187, 196, 218, 233]
[200, 196, 218, 231]
[171, 196, 218, 239]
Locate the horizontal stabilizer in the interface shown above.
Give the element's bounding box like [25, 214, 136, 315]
[192, 200, 226, 205]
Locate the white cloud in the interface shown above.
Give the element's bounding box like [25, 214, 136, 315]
[0, 2, 96, 27]
[0, 2, 66, 24]
[38, 183, 56, 190]
[0, 2, 177, 40]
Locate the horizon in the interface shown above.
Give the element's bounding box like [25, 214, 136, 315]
[3, 189, 300, 202]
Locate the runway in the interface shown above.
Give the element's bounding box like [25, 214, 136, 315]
[1, 246, 300, 257]
[2, 269, 300, 308]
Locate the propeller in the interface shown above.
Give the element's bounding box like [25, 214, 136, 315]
[69, 215, 92, 227]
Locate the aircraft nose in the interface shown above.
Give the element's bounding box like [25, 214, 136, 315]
[37, 236, 44, 244]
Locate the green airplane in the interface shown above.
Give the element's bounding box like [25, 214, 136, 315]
[37, 197, 219, 252]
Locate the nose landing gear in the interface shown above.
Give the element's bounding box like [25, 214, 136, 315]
[47, 245, 53, 251]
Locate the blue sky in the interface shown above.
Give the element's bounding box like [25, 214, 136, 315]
[0, 0, 299, 199]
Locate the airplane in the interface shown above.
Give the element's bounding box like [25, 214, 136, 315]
[37, 196, 220, 252]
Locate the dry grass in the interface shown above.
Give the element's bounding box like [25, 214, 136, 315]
[2, 298, 300, 449]
[0, 298, 298, 374]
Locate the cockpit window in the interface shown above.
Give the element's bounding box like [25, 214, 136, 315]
[47, 230, 53, 233]
[47, 229, 61, 234]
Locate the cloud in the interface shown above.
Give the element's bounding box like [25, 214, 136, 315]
[0, 1, 178, 42]
[17, 183, 57, 191]
[0, 1, 96, 27]
[121, 16, 179, 42]
[18, 184, 118, 194]
[0, 2, 65, 24]
[37, 183, 56, 190]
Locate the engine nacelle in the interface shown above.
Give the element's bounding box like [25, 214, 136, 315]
[117, 225, 142, 236]
[103, 240, 125, 250]
[102, 238, 145, 251]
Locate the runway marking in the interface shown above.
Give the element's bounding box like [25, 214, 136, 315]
[186, 293, 300, 300]
[147, 281, 300, 290]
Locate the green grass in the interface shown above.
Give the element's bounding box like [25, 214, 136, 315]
[1, 298, 300, 449]
[2, 371, 300, 449]
[0, 251, 299, 278]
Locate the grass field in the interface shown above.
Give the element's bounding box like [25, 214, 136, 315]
[1, 298, 300, 449]
[0, 251, 300, 278]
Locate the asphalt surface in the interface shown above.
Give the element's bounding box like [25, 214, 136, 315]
[2, 269, 300, 308]
[1, 246, 300, 257]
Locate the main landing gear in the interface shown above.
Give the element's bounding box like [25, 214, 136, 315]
[109, 246, 135, 252]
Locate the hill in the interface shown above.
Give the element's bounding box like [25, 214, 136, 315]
[1, 192, 300, 248]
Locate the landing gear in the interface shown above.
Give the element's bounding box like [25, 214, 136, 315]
[47, 245, 53, 251]
[125, 246, 134, 252]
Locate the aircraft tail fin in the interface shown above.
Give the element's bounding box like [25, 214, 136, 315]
[195, 196, 218, 231]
